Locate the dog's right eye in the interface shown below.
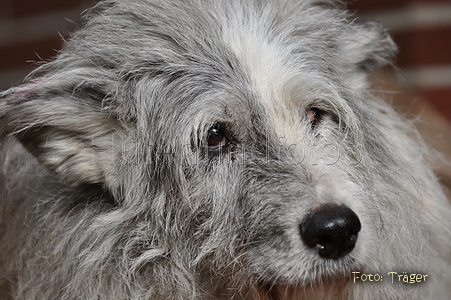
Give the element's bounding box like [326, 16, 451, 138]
[306, 107, 323, 129]
[207, 126, 228, 150]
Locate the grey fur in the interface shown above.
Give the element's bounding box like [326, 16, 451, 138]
[1, 0, 450, 299]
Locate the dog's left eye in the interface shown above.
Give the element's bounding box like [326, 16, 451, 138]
[207, 126, 228, 150]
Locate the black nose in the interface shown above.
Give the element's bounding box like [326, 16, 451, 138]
[300, 204, 361, 259]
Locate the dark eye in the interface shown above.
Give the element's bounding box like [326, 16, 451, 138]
[207, 125, 228, 150]
[306, 107, 322, 129]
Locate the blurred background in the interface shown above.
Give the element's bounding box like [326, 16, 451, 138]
[0, 0, 450, 121]
[0, 0, 96, 90]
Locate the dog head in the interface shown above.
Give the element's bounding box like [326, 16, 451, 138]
[2, 1, 449, 299]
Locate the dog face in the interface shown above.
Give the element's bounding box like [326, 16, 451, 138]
[1, 1, 451, 299]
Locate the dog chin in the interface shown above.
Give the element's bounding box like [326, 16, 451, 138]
[255, 276, 351, 300]
[248, 259, 361, 300]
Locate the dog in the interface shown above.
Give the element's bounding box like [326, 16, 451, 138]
[1, 0, 451, 299]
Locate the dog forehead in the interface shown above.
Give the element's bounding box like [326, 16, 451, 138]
[220, 10, 330, 141]
[226, 41, 296, 137]
[75, 0, 349, 141]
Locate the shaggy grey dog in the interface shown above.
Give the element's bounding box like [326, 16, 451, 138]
[1, 0, 450, 299]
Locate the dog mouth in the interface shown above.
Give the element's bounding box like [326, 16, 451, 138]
[246, 203, 361, 299]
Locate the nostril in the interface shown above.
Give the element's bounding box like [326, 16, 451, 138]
[300, 203, 361, 259]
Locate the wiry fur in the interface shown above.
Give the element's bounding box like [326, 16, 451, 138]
[1, 0, 450, 299]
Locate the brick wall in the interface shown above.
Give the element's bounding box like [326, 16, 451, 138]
[1, 0, 450, 119]
[348, 0, 451, 120]
[0, 0, 95, 90]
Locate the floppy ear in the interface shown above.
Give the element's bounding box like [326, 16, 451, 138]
[0, 70, 130, 193]
[342, 20, 397, 71]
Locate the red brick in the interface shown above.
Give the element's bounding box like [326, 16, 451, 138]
[0, 0, 13, 18]
[346, 0, 409, 14]
[419, 88, 451, 121]
[13, 0, 83, 18]
[346, 0, 449, 14]
[0, 37, 64, 70]
[393, 27, 451, 67]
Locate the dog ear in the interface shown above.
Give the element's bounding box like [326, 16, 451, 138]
[0, 71, 129, 192]
[341, 20, 397, 73]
